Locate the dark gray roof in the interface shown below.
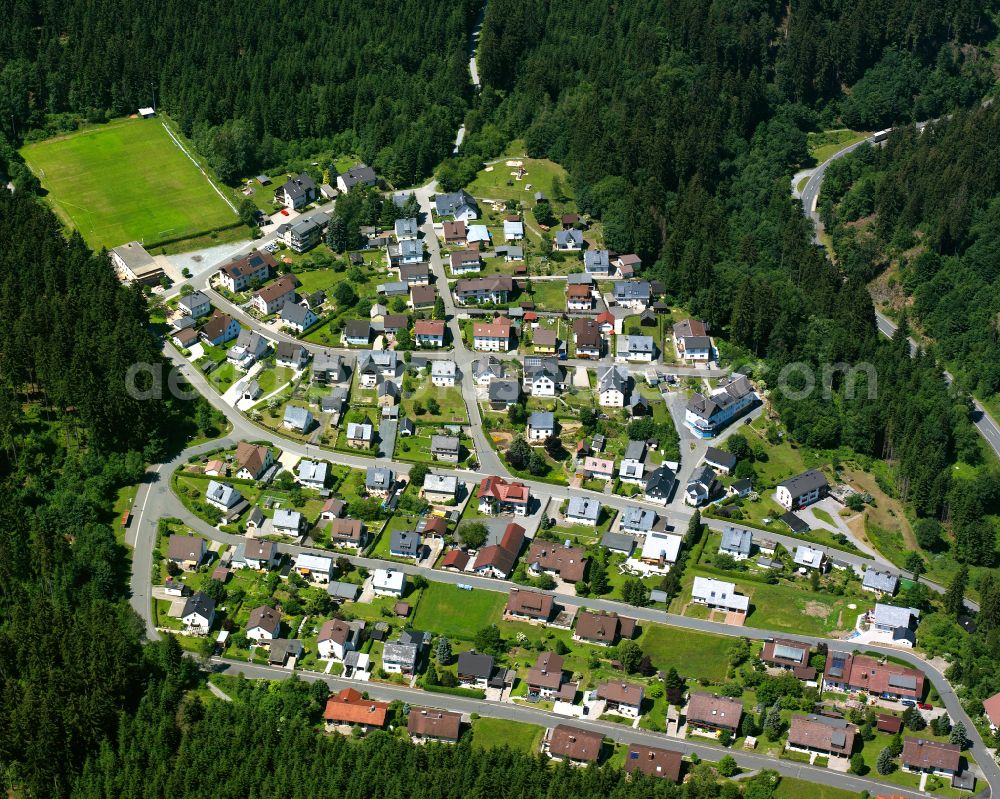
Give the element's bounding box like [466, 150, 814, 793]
[457, 651, 494, 679]
[720, 527, 753, 556]
[601, 531, 636, 553]
[181, 591, 215, 619]
[281, 302, 313, 326]
[705, 447, 737, 470]
[645, 466, 676, 499]
[778, 469, 829, 496]
[862, 570, 900, 594]
[344, 320, 371, 340]
[489, 380, 520, 403]
[528, 411, 554, 429]
[390, 530, 421, 556]
[338, 164, 377, 190]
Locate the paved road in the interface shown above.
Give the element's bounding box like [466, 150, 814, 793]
[209, 657, 933, 799]
[798, 128, 1000, 462]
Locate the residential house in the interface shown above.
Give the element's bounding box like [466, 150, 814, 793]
[378, 280, 409, 296]
[246, 605, 281, 643]
[431, 435, 460, 464]
[584, 249, 611, 275]
[449, 249, 482, 274]
[597, 681, 645, 717]
[567, 283, 594, 311]
[430, 358, 456, 384]
[473, 317, 513, 352]
[565, 496, 601, 526]
[280, 302, 317, 333]
[423, 473, 458, 504]
[554, 228, 584, 251]
[503, 218, 525, 241]
[227, 329, 269, 369]
[242, 539, 279, 570]
[365, 466, 394, 497]
[862, 569, 900, 597]
[902, 739, 961, 777]
[684, 464, 718, 507]
[728, 478, 754, 499]
[704, 447, 737, 474]
[252, 274, 300, 315]
[296, 459, 327, 490]
[982, 692, 1000, 733]
[278, 215, 325, 253]
[616, 335, 656, 363]
[582, 456, 615, 481]
[356, 350, 398, 385]
[327, 518, 366, 550]
[167, 535, 206, 570]
[273, 509, 304, 537]
[505, 589, 554, 623]
[392, 246, 427, 274]
[344, 320, 372, 346]
[394, 217, 418, 241]
[673, 319, 712, 362]
[619, 439, 646, 484]
[317, 619, 362, 660]
[691, 576, 749, 615]
[217, 251, 275, 292]
[498, 245, 524, 261]
[636, 531, 682, 571]
[613, 280, 651, 309]
[823, 652, 925, 701]
[466, 224, 491, 247]
[372, 568, 406, 597]
[276, 341, 309, 370]
[527, 651, 566, 698]
[644, 466, 676, 505]
[787, 715, 858, 759]
[377, 380, 399, 408]
[532, 329, 558, 355]
[234, 442, 273, 480]
[685, 693, 742, 734]
[110, 241, 164, 285]
[573, 318, 602, 358]
[410, 284, 437, 309]
[383, 629, 426, 674]
[346, 421, 374, 449]
[776, 470, 829, 511]
[474, 356, 505, 385]
[172, 326, 200, 349]
[180, 592, 215, 634]
[320, 498, 346, 520]
[200, 311, 240, 346]
[624, 745, 682, 782]
[294, 553, 333, 584]
[457, 651, 496, 689]
[718, 527, 753, 560]
[760, 639, 815, 680]
[434, 190, 479, 221]
[615, 254, 643, 276]
[409, 709, 462, 744]
[323, 687, 388, 731]
[793, 545, 825, 571]
[685, 374, 758, 438]
[619, 507, 657, 535]
[545, 725, 603, 765]
[596, 310, 615, 334]
[205, 480, 243, 512]
[526, 541, 588, 583]
[574, 610, 636, 646]
[274, 173, 317, 210]
[282, 405, 314, 433]
[443, 219, 467, 245]
[870, 603, 920, 645]
[472, 522, 526, 579]
[178, 290, 211, 318]
[312, 350, 345, 383]
[523, 358, 562, 397]
[598, 365, 629, 407]
[478, 476, 530, 516]
[455, 276, 513, 304]
[336, 164, 377, 193]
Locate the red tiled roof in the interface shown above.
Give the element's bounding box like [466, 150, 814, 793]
[323, 688, 388, 726]
[441, 549, 469, 570]
[473, 318, 512, 339]
[526, 541, 587, 582]
[984, 692, 1000, 728]
[505, 589, 553, 619]
[902, 738, 960, 772]
[478, 475, 528, 504]
[624, 744, 682, 781]
[414, 319, 445, 336]
[548, 725, 601, 762]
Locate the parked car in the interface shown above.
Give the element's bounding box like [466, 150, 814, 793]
[901, 699, 916, 708]
[918, 703, 933, 710]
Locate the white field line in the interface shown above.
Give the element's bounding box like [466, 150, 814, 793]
[161, 122, 238, 215]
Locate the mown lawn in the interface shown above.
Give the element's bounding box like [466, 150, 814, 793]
[638, 625, 735, 683]
[471, 717, 546, 753]
[411, 583, 507, 640]
[21, 117, 237, 250]
[402, 384, 469, 424]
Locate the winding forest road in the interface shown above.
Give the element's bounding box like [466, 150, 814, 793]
[796, 127, 1000, 460]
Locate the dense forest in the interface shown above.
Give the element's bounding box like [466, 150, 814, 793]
[0, 0, 476, 184]
[3, 1, 1000, 796]
[69, 675, 778, 799]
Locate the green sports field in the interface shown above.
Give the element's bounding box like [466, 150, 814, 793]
[21, 118, 238, 250]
